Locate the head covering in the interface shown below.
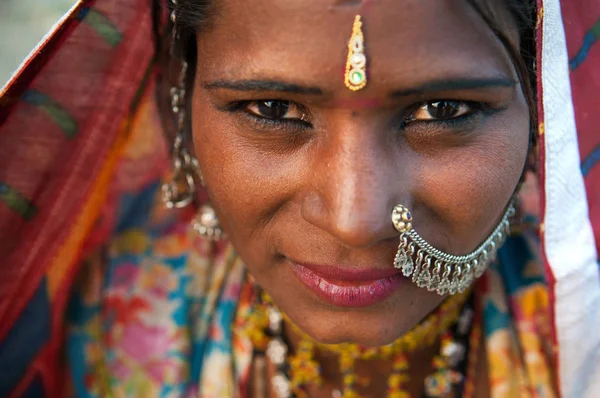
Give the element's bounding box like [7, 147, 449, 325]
[0, 0, 598, 396]
[536, 0, 600, 395]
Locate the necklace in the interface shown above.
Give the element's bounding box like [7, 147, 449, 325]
[244, 290, 476, 398]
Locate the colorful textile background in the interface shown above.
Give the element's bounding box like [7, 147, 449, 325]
[0, 0, 598, 397]
[0, 0, 158, 396]
[538, 1, 600, 396]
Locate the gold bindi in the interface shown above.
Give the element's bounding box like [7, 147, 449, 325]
[344, 15, 367, 91]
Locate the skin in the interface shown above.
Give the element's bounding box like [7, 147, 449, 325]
[189, 0, 529, 392]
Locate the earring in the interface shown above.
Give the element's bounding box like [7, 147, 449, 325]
[162, 1, 224, 241]
[161, 0, 198, 210]
[161, 57, 197, 209]
[192, 204, 224, 241]
[391, 201, 515, 296]
[161, 0, 192, 208]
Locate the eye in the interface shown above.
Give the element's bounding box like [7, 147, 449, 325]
[245, 100, 305, 120]
[408, 100, 474, 122]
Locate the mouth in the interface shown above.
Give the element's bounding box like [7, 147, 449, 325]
[289, 261, 405, 308]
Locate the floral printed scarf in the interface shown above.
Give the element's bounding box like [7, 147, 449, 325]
[0, 0, 599, 397]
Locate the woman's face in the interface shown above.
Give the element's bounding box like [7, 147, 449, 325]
[191, 0, 529, 346]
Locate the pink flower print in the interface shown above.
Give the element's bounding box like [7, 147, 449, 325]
[111, 263, 140, 290]
[117, 322, 181, 383]
[120, 322, 170, 361]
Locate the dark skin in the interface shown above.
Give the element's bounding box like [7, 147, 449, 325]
[189, 0, 529, 395]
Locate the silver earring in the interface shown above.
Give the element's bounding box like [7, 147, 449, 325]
[162, 2, 224, 241]
[392, 201, 515, 296]
[192, 204, 224, 241]
[160, 16, 196, 210]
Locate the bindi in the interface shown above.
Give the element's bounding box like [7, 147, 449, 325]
[344, 15, 368, 91]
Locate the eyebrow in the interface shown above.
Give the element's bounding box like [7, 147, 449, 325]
[203, 80, 324, 95]
[390, 77, 516, 98]
[202, 77, 516, 99]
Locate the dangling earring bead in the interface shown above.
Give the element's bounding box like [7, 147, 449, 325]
[344, 15, 367, 91]
[192, 204, 224, 241]
[391, 201, 515, 296]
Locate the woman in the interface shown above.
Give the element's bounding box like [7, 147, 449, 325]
[0, 0, 598, 397]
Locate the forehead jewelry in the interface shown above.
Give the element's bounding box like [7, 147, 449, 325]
[391, 202, 515, 296]
[344, 15, 367, 91]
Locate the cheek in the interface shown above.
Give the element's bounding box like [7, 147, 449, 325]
[417, 109, 529, 252]
[190, 93, 300, 259]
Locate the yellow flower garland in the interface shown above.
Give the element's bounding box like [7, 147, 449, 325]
[244, 289, 471, 397]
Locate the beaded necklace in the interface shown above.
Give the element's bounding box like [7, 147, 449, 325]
[243, 290, 477, 398]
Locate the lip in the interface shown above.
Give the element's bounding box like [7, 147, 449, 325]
[289, 261, 405, 308]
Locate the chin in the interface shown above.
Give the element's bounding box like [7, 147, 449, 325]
[288, 306, 421, 347]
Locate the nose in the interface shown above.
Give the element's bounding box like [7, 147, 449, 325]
[301, 121, 407, 248]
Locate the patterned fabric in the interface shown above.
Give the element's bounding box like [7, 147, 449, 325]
[0, 1, 157, 396]
[0, 0, 598, 397]
[537, 1, 600, 396]
[64, 173, 555, 397]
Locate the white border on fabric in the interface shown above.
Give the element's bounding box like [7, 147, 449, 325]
[0, 0, 83, 95]
[542, 1, 600, 396]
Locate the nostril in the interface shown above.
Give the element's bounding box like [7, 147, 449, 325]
[327, 216, 396, 249]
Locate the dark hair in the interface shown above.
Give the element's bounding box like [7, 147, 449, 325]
[466, 0, 538, 158]
[155, 0, 537, 155]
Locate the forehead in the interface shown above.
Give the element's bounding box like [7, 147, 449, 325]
[196, 0, 515, 92]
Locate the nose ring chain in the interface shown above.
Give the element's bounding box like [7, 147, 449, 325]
[391, 202, 515, 296]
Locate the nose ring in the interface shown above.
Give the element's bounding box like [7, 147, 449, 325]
[391, 204, 415, 279]
[392, 204, 413, 233]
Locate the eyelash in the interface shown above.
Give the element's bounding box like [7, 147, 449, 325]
[225, 101, 312, 133]
[225, 100, 490, 133]
[401, 102, 490, 130]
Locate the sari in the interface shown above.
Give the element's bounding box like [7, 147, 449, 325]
[0, 0, 598, 396]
